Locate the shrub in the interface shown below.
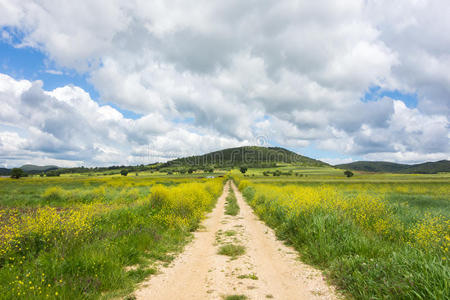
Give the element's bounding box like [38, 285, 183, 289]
[46, 170, 60, 177]
[240, 166, 248, 174]
[10, 168, 24, 179]
[344, 170, 354, 177]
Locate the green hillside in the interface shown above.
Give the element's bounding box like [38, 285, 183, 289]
[164, 146, 328, 168]
[20, 164, 59, 173]
[336, 160, 449, 174]
[0, 168, 11, 176]
[401, 160, 450, 174]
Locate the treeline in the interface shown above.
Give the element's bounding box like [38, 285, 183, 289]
[163, 161, 278, 169]
[47, 164, 161, 177]
[261, 170, 309, 177]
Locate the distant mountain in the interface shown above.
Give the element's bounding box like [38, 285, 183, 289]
[20, 165, 59, 173]
[0, 168, 11, 176]
[335, 161, 407, 173]
[164, 146, 329, 167]
[401, 160, 450, 174]
[336, 160, 450, 174]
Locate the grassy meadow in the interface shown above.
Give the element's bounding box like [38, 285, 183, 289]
[0, 175, 224, 299]
[235, 167, 449, 299]
[0, 165, 448, 299]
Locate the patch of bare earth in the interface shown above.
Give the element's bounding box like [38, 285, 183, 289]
[133, 181, 338, 299]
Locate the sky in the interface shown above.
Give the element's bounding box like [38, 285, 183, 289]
[0, 0, 449, 168]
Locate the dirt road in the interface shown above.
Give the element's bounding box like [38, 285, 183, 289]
[134, 181, 337, 299]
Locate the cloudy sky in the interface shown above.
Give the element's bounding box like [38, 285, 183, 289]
[0, 0, 449, 167]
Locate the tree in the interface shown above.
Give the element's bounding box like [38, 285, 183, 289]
[121, 169, 128, 176]
[188, 168, 195, 174]
[46, 170, 60, 177]
[240, 166, 248, 174]
[344, 170, 354, 178]
[10, 168, 24, 179]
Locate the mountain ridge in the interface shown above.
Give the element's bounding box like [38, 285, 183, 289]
[20, 165, 59, 173]
[335, 160, 450, 174]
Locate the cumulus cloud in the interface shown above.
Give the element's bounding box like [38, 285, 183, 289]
[0, 0, 448, 165]
[0, 74, 247, 166]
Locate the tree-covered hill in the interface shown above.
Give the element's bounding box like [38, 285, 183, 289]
[163, 146, 329, 168]
[20, 165, 59, 173]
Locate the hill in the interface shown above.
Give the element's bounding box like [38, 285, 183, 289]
[164, 146, 328, 168]
[0, 168, 11, 176]
[401, 160, 450, 174]
[336, 160, 450, 174]
[20, 165, 59, 173]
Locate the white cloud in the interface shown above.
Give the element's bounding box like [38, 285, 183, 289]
[320, 157, 354, 166]
[0, 0, 448, 165]
[44, 69, 63, 75]
[0, 74, 245, 167]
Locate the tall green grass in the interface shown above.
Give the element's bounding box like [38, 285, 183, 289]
[240, 182, 449, 299]
[225, 187, 239, 216]
[0, 177, 223, 299]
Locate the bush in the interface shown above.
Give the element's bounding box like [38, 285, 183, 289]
[46, 170, 60, 177]
[344, 170, 354, 178]
[240, 166, 248, 174]
[10, 168, 24, 179]
[121, 170, 129, 176]
[149, 180, 222, 230]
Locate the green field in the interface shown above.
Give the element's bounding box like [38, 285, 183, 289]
[0, 175, 223, 299]
[0, 166, 449, 299]
[235, 167, 449, 299]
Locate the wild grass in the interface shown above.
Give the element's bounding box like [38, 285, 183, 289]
[224, 230, 237, 236]
[224, 294, 247, 300]
[218, 244, 246, 258]
[0, 176, 224, 299]
[237, 273, 258, 280]
[238, 179, 449, 299]
[225, 187, 239, 216]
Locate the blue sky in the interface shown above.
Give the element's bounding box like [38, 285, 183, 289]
[0, 1, 448, 167]
[0, 41, 97, 96]
[0, 41, 145, 120]
[362, 86, 418, 109]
